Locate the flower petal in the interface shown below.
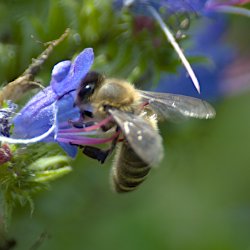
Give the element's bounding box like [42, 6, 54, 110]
[54, 92, 81, 157]
[11, 48, 94, 157]
[51, 60, 71, 83]
[55, 91, 80, 131]
[58, 142, 78, 158]
[51, 48, 94, 97]
[13, 86, 57, 140]
[114, 0, 205, 15]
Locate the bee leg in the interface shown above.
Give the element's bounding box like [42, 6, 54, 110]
[101, 126, 120, 156]
[82, 110, 93, 118]
[83, 135, 119, 163]
[82, 146, 110, 164]
[68, 120, 84, 129]
[69, 110, 94, 128]
[70, 120, 95, 129]
[74, 127, 120, 164]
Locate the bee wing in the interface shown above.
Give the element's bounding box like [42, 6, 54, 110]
[108, 109, 163, 166]
[139, 90, 216, 122]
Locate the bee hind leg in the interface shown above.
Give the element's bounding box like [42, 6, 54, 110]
[82, 146, 110, 164]
[80, 127, 120, 164]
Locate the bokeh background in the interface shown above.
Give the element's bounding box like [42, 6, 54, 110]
[1, 0, 250, 249]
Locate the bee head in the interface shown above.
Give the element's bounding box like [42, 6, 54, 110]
[75, 71, 104, 106]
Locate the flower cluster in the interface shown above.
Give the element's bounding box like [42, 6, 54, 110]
[0, 101, 17, 137]
[155, 14, 235, 100]
[0, 48, 97, 222]
[2, 1, 249, 160]
[115, 0, 250, 15]
[113, 0, 250, 99]
[5, 48, 94, 157]
[0, 48, 119, 159]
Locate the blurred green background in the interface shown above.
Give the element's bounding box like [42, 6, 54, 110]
[1, 0, 250, 249]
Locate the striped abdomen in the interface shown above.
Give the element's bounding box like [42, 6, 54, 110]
[111, 141, 151, 193]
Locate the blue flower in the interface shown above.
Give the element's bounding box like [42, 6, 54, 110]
[114, 0, 206, 15]
[114, 0, 250, 16]
[114, 0, 249, 99]
[114, 0, 208, 93]
[115, 0, 248, 94]
[205, 0, 250, 16]
[154, 15, 235, 100]
[10, 48, 94, 157]
[7, 48, 119, 158]
[206, 0, 250, 8]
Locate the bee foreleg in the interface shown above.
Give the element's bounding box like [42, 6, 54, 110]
[69, 120, 95, 129]
[69, 110, 95, 129]
[82, 110, 93, 118]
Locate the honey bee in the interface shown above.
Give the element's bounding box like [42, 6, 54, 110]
[74, 71, 215, 193]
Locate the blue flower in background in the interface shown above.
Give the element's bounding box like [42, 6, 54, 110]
[114, 0, 249, 100]
[114, 0, 206, 14]
[115, 0, 250, 15]
[155, 14, 235, 100]
[3, 47, 119, 158]
[206, 0, 250, 16]
[206, 0, 250, 7]
[2, 1, 249, 157]
[9, 48, 94, 157]
[114, 0, 209, 93]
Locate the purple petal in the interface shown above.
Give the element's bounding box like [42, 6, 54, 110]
[58, 142, 78, 158]
[13, 86, 57, 140]
[57, 116, 112, 134]
[12, 48, 94, 157]
[71, 48, 94, 82]
[51, 60, 71, 82]
[55, 91, 80, 130]
[51, 48, 94, 97]
[54, 92, 81, 157]
[114, 0, 205, 15]
[57, 132, 119, 145]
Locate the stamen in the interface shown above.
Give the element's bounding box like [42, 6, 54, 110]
[58, 115, 113, 134]
[141, 101, 149, 108]
[0, 102, 57, 144]
[57, 131, 120, 145]
[0, 123, 56, 144]
[58, 130, 104, 136]
[148, 6, 201, 94]
[211, 5, 250, 17]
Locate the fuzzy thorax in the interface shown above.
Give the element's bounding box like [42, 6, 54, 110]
[90, 79, 141, 117]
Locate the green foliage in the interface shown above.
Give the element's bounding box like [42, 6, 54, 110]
[0, 0, 191, 88]
[0, 143, 72, 226]
[7, 92, 250, 250]
[1, 1, 250, 249]
[0, 0, 197, 223]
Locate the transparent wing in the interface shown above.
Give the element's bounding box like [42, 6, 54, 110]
[108, 109, 163, 166]
[139, 90, 216, 122]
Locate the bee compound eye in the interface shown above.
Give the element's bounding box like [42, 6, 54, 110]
[82, 71, 101, 86]
[78, 83, 95, 100]
[85, 84, 91, 90]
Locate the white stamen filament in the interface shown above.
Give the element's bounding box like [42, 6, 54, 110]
[0, 102, 58, 144]
[212, 5, 250, 17]
[148, 6, 201, 94]
[0, 123, 56, 144]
